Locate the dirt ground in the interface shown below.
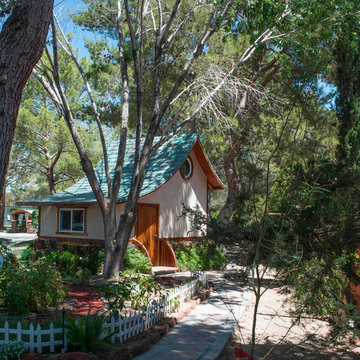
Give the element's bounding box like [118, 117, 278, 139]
[222, 283, 360, 360]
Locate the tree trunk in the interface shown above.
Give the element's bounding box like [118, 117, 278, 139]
[0, 188, 5, 230]
[217, 147, 240, 226]
[0, 0, 54, 197]
[102, 206, 137, 278]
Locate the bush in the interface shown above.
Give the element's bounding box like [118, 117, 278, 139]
[3, 260, 67, 314]
[71, 268, 91, 284]
[85, 248, 104, 275]
[0, 342, 27, 360]
[173, 241, 227, 271]
[124, 245, 152, 274]
[99, 271, 163, 312]
[66, 310, 115, 352]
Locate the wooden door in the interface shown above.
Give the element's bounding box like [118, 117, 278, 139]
[135, 204, 159, 265]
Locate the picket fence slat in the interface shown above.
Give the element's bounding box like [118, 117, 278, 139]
[0, 273, 206, 354]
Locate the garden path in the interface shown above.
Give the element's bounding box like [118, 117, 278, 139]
[68, 285, 104, 317]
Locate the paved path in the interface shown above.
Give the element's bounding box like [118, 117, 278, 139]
[135, 272, 253, 360]
[0, 231, 37, 245]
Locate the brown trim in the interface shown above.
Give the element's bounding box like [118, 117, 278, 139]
[38, 206, 42, 237]
[57, 207, 88, 235]
[179, 156, 194, 181]
[56, 231, 89, 236]
[206, 180, 209, 232]
[55, 204, 90, 208]
[192, 139, 226, 190]
[38, 236, 103, 244]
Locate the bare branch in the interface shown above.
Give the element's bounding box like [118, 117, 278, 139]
[53, 13, 112, 193]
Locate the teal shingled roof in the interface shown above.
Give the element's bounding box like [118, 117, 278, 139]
[23, 133, 199, 205]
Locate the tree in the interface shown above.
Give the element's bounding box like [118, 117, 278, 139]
[192, 0, 344, 226]
[7, 53, 102, 200]
[0, 0, 54, 201]
[32, 0, 300, 278]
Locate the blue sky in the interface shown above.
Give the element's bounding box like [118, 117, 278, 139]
[55, 0, 93, 59]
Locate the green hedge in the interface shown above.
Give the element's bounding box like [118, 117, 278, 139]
[172, 241, 227, 271]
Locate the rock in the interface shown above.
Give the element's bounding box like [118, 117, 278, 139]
[138, 339, 151, 353]
[177, 311, 185, 321]
[108, 349, 131, 360]
[196, 298, 201, 304]
[161, 323, 170, 335]
[190, 301, 196, 309]
[60, 352, 90, 360]
[150, 331, 161, 344]
[21, 354, 46, 360]
[182, 305, 191, 315]
[168, 318, 177, 328]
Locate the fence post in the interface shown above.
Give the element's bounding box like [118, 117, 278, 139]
[62, 307, 65, 352]
[4, 321, 9, 343]
[17, 322, 21, 343]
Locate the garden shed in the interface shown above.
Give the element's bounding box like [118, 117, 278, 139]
[21, 134, 225, 266]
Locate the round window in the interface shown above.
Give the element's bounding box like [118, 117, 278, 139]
[180, 157, 193, 180]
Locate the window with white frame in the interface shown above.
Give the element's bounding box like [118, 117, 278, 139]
[59, 208, 85, 233]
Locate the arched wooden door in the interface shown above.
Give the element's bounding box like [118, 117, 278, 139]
[135, 204, 159, 265]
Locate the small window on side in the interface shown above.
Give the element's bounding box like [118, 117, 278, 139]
[180, 157, 193, 180]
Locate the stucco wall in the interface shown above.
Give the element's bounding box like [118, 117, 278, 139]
[40, 149, 208, 240]
[139, 149, 207, 238]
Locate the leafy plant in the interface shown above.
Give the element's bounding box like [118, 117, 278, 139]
[124, 245, 152, 274]
[71, 268, 91, 284]
[100, 270, 164, 313]
[0, 342, 27, 360]
[3, 260, 66, 314]
[66, 310, 115, 352]
[173, 241, 227, 271]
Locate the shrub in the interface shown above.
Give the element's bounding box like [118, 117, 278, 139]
[173, 241, 227, 271]
[85, 248, 104, 275]
[71, 268, 91, 284]
[4, 260, 67, 314]
[0, 342, 27, 360]
[100, 271, 164, 312]
[66, 310, 115, 352]
[124, 245, 152, 274]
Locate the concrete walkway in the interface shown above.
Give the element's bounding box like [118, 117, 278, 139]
[0, 231, 37, 245]
[135, 272, 253, 360]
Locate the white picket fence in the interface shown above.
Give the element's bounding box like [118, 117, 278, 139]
[0, 273, 206, 353]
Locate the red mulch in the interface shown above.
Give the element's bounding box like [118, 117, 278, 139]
[68, 285, 104, 317]
[155, 277, 183, 288]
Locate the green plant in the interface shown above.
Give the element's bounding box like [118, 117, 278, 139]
[71, 268, 91, 284]
[0, 342, 27, 360]
[86, 248, 104, 275]
[124, 245, 151, 274]
[66, 310, 115, 352]
[100, 271, 164, 312]
[4, 260, 66, 314]
[173, 241, 227, 271]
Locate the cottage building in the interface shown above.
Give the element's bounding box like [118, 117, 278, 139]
[22, 134, 224, 266]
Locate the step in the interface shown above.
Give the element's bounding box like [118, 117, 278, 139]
[152, 266, 178, 276]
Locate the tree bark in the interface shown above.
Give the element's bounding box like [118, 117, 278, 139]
[216, 148, 240, 226]
[0, 188, 5, 230]
[0, 0, 54, 197]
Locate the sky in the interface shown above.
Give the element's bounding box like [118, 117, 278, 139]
[54, 0, 94, 59]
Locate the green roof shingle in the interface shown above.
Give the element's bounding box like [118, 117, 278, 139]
[24, 133, 198, 205]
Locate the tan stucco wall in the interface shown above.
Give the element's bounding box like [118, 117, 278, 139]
[139, 149, 208, 238]
[40, 204, 105, 239]
[40, 149, 208, 240]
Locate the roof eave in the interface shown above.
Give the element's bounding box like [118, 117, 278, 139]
[192, 138, 226, 190]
